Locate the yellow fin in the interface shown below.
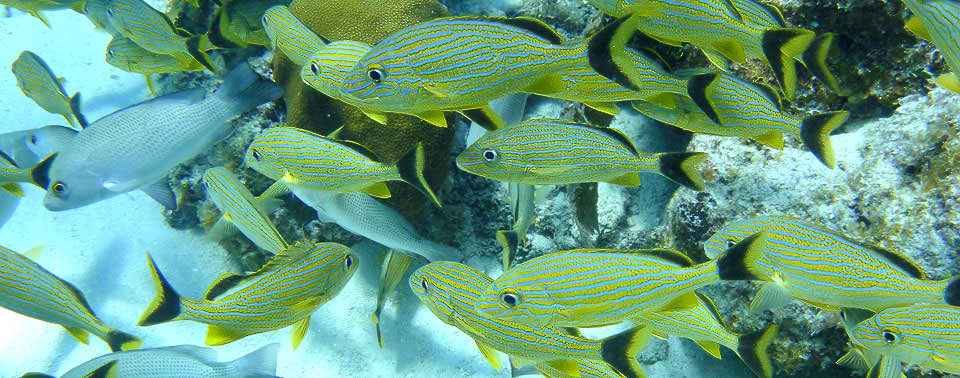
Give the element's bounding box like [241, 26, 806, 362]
[29, 11, 50, 28]
[584, 101, 620, 115]
[658, 291, 699, 312]
[291, 316, 310, 350]
[605, 173, 643, 186]
[651, 330, 668, 340]
[647, 33, 682, 47]
[144, 75, 156, 97]
[64, 326, 89, 344]
[205, 325, 247, 346]
[905, 16, 932, 41]
[361, 182, 392, 198]
[748, 281, 792, 314]
[362, 109, 388, 125]
[525, 73, 565, 94]
[837, 348, 869, 371]
[22, 246, 46, 260]
[644, 93, 679, 109]
[695, 339, 722, 359]
[711, 39, 746, 63]
[82, 360, 118, 378]
[417, 110, 448, 128]
[935, 72, 960, 94]
[752, 131, 785, 150]
[1, 182, 23, 197]
[475, 341, 502, 370]
[544, 359, 581, 377]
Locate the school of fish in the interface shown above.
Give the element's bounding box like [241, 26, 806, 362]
[0, 0, 958, 377]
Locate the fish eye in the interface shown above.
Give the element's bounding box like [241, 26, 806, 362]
[420, 278, 429, 292]
[310, 63, 319, 75]
[251, 149, 261, 161]
[29, 135, 37, 144]
[499, 289, 520, 308]
[367, 68, 383, 82]
[482, 150, 498, 162]
[107, 49, 115, 57]
[726, 239, 737, 248]
[51, 181, 66, 194]
[344, 255, 353, 270]
[106, 8, 113, 16]
[882, 329, 898, 344]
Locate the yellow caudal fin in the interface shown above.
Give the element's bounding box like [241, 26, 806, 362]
[205, 325, 247, 346]
[761, 28, 815, 101]
[1, 182, 23, 197]
[736, 325, 779, 378]
[496, 230, 522, 270]
[63, 326, 89, 344]
[417, 110, 448, 128]
[800, 111, 849, 169]
[802, 33, 841, 93]
[749, 282, 793, 314]
[587, 14, 644, 91]
[686, 73, 722, 125]
[716, 232, 771, 282]
[361, 182, 391, 198]
[752, 131, 785, 150]
[935, 72, 960, 94]
[290, 316, 310, 350]
[137, 253, 183, 326]
[656, 152, 707, 191]
[694, 340, 722, 359]
[185, 34, 218, 74]
[105, 330, 142, 352]
[475, 341, 502, 370]
[600, 326, 649, 378]
[396, 143, 441, 207]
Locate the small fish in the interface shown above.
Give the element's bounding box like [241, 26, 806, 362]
[245, 126, 441, 207]
[411, 261, 648, 378]
[35, 63, 282, 211]
[138, 242, 357, 348]
[372, 248, 412, 348]
[496, 183, 536, 270]
[106, 36, 201, 96]
[0, 125, 76, 196]
[202, 167, 289, 254]
[22, 343, 279, 378]
[23, 125, 78, 162]
[686, 72, 848, 168]
[262, 5, 326, 66]
[852, 304, 960, 378]
[207, 0, 288, 49]
[705, 216, 960, 313]
[457, 118, 707, 191]
[11, 51, 87, 128]
[336, 16, 591, 129]
[903, 0, 960, 94]
[0, 0, 82, 27]
[475, 248, 730, 328]
[0, 245, 141, 352]
[106, 0, 216, 72]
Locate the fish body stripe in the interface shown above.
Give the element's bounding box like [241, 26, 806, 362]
[11, 51, 73, 117]
[248, 127, 400, 192]
[636, 295, 739, 351]
[708, 74, 801, 134]
[303, 41, 373, 100]
[478, 250, 719, 327]
[705, 216, 948, 311]
[106, 37, 191, 74]
[411, 262, 606, 362]
[203, 167, 288, 254]
[0, 246, 113, 337]
[853, 304, 960, 374]
[263, 5, 325, 66]
[458, 119, 664, 185]
[904, 0, 960, 76]
[180, 243, 354, 332]
[537, 47, 688, 103]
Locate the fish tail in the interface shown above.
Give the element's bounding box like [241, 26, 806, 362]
[68, 92, 88, 129]
[736, 325, 779, 378]
[397, 143, 441, 207]
[28, 153, 56, 190]
[761, 28, 815, 101]
[587, 14, 643, 91]
[137, 252, 183, 326]
[716, 232, 770, 281]
[945, 275, 960, 306]
[207, 8, 242, 49]
[686, 73, 722, 125]
[800, 111, 849, 169]
[214, 63, 283, 114]
[802, 33, 841, 93]
[656, 152, 707, 191]
[185, 34, 219, 73]
[496, 230, 521, 270]
[229, 343, 280, 377]
[600, 326, 649, 378]
[104, 330, 142, 352]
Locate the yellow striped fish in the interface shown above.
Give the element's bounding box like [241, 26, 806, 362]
[201, 167, 289, 254]
[245, 126, 441, 207]
[903, 0, 960, 94]
[1, 0, 82, 27]
[137, 242, 357, 348]
[475, 249, 729, 328]
[0, 245, 141, 352]
[456, 118, 707, 191]
[706, 216, 960, 313]
[630, 94, 733, 139]
[106, 36, 202, 96]
[411, 261, 648, 378]
[852, 304, 960, 378]
[263, 5, 325, 66]
[11, 50, 86, 128]
[686, 73, 848, 168]
[106, 0, 217, 73]
[337, 16, 590, 129]
[207, 0, 287, 49]
[81, 0, 116, 32]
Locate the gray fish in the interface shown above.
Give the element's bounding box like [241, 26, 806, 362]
[0, 125, 76, 168]
[22, 343, 279, 378]
[35, 63, 282, 211]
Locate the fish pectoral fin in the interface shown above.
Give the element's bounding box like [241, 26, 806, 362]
[544, 359, 581, 377]
[23, 246, 46, 260]
[658, 291, 699, 312]
[260, 179, 292, 199]
[206, 217, 238, 240]
[362, 109, 389, 125]
[82, 360, 118, 378]
[748, 282, 793, 314]
[644, 93, 679, 110]
[752, 131, 785, 150]
[584, 101, 620, 115]
[524, 73, 565, 95]
[711, 39, 746, 64]
[935, 72, 960, 94]
[836, 348, 869, 371]
[1, 182, 23, 197]
[904, 16, 932, 42]
[205, 325, 247, 346]
[361, 182, 392, 198]
[474, 341, 502, 370]
[29, 11, 51, 28]
[694, 339, 722, 359]
[605, 173, 643, 186]
[141, 179, 177, 210]
[290, 316, 311, 350]
[417, 110, 449, 128]
[63, 326, 89, 344]
[702, 50, 733, 71]
[202, 272, 248, 300]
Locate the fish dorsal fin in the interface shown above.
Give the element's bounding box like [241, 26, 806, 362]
[474, 341, 502, 370]
[867, 246, 925, 279]
[202, 272, 248, 301]
[695, 292, 725, 323]
[635, 248, 694, 267]
[82, 360, 118, 378]
[757, 1, 787, 26]
[753, 81, 783, 110]
[0, 150, 19, 168]
[55, 274, 98, 319]
[905, 16, 932, 42]
[334, 139, 382, 162]
[561, 327, 582, 337]
[720, 0, 744, 22]
[255, 241, 315, 273]
[591, 126, 640, 156]
[474, 16, 563, 44]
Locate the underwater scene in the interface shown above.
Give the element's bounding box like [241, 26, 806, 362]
[1, 0, 960, 377]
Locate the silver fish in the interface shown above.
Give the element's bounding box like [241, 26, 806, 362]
[0, 125, 76, 168]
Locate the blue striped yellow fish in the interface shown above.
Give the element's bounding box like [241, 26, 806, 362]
[411, 261, 647, 378]
[106, 36, 201, 96]
[457, 118, 707, 191]
[686, 73, 848, 168]
[705, 216, 960, 313]
[630, 94, 730, 138]
[336, 16, 590, 129]
[106, 0, 217, 73]
[207, 0, 288, 49]
[475, 249, 727, 328]
[1, 0, 82, 27]
[138, 242, 357, 348]
[0, 245, 141, 352]
[903, 0, 960, 94]
[263, 5, 325, 66]
[852, 304, 960, 378]
[11, 50, 86, 128]
[245, 126, 440, 207]
[201, 167, 289, 254]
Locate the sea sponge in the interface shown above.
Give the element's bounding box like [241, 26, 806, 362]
[271, 0, 453, 216]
